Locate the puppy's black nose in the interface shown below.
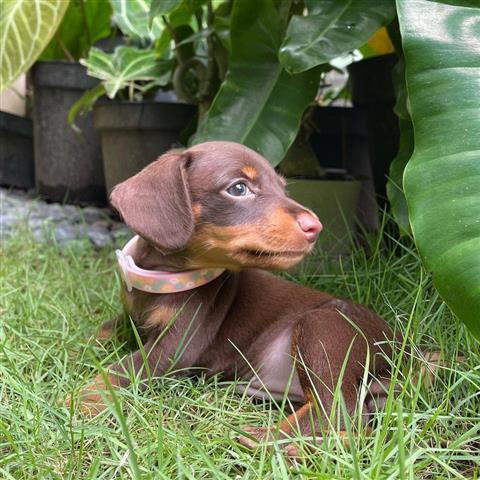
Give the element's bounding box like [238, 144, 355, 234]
[297, 212, 322, 243]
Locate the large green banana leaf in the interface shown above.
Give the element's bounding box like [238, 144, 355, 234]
[397, 0, 480, 339]
[279, 0, 396, 74]
[191, 0, 319, 166]
[387, 117, 413, 234]
[0, 0, 69, 90]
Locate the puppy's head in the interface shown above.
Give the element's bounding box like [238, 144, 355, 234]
[111, 141, 322, 270]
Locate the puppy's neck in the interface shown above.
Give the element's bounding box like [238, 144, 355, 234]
[132, 237, 192, 272]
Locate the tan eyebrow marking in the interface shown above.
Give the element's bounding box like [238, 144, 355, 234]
[192, 203, 202, 220]
[241, 165, 257, 179]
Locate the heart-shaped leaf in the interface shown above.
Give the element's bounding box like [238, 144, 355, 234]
[397, 0, 480, 338]
[110, 0, 164, 42]
[82, 46, 172, 98]
[0, 0, 69, 90]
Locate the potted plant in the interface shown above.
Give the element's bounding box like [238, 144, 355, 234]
[80, 44, 189, 194]
[73, 0, 229, 193]
[31, 0, 113, 204]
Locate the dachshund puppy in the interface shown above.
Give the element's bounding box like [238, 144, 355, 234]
[68, 141, 396, 454]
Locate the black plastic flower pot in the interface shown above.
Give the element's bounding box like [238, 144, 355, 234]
[32, 61, 105, 204]
[0, 111, 34, 189]
[93, 101, 197, 194]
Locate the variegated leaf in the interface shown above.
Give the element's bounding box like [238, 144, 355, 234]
[81, 46, 171, 98]
[110, 0, 164, 42]
[0, 0, 69, 90]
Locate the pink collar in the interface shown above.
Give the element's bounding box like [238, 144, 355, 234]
[116, 236, 225, 294]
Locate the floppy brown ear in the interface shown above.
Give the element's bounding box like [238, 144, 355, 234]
[110, 151, 193, 251]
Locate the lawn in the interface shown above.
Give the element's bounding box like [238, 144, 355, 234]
[1, 221, 479, 479]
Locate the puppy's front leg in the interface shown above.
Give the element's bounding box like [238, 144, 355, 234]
[65, 337, 176, 416]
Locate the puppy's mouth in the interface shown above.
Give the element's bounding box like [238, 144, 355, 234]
[239, 248, 307, 259]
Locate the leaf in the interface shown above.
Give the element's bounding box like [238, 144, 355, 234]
[110, 0, 164, 42]
[168, 9, 191, 28]
[279, 0, 396, 74]
[387, 118, 413, 234]
[68, 84, 107, 133]
[175, 27, 214, 48]
[387, 56, 412, 234]
[81, 46, 172, 98]
[366, 27, 394, 56]
[155, 28, 172, 57]
[40, 0, 113, 61]
[150, 0, 183, 26]
[397, 0, 480, 338]
[0, 0, 69, 90]
[359, 26, 395, 60]
[213, 14, 231, 52]
[191, 0, 319, 167]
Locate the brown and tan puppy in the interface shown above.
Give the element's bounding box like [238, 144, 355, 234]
[68, 141, 397, 454]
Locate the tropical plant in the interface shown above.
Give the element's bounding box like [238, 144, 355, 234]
[192, 0, 396, 165]
[390, 0, 480, 339]
[193, 0, 480, 339]
[71, 0, 227, 122]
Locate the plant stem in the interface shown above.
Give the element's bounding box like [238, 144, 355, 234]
[129, 81, 134, 102]
[55, 33, 75, 62]
[162, 15, 186, 63]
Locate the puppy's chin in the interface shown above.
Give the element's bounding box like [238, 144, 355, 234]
[186, 246, 311, 272]
[230, 249, 308, 271]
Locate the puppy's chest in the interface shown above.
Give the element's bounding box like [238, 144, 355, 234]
[144, 304, 178, 329]
[121, 289, 185, 330]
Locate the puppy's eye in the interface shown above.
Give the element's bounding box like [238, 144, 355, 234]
[226, 182, 250, 197]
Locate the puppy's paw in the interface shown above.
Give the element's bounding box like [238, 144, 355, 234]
[236, 427, 303, 460]
[283, 443, 301, 459]
[96, 319, 120, 342]
[96, 328, 114, 342]
[236, 426, 275, 450]
[63, 375, 114, 417]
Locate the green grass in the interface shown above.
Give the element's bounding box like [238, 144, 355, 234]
[1, 221, 479, 479]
